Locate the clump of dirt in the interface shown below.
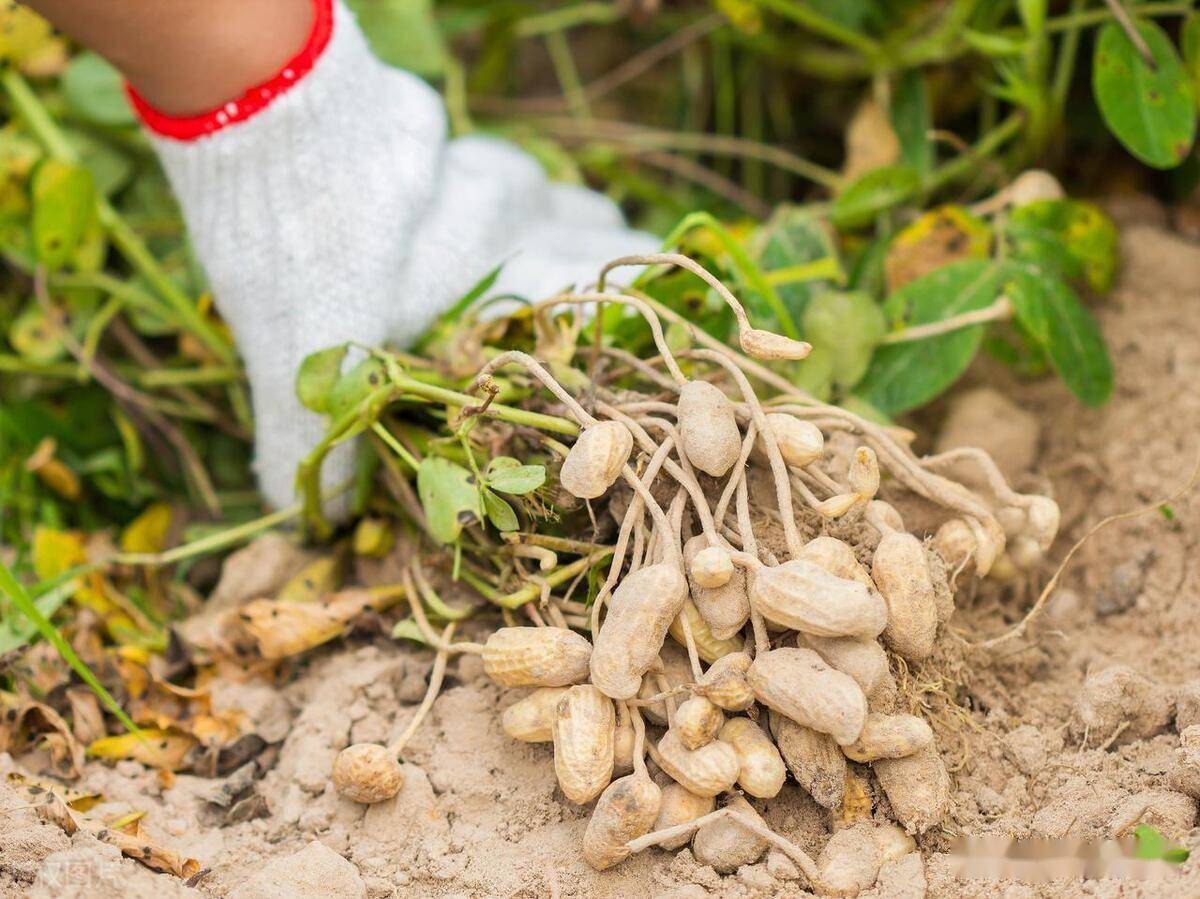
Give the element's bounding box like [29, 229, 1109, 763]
[4, 218, 1200, 898]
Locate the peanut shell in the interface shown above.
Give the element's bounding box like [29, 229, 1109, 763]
[816, 822, 883, 897]
[482, 627, 592, 688]
[770, 713, 846, 810]
[797, 536, 875, 589]
[692, 795, 769, 874]
[749, 560, 887, 639]
[719, 716, 786, 799]
[872, 743, 950, 834]
[694, 651, 755, 712]
[675, 696, 724, 750]
[582, 771, 662, 870]
[677, 380, 741, 477]
[654, 729, 740, 798]
[592, 562, 688, 699]
[331, 743, 403, 804]
[501, 687, 569, 742]
[798, 634, 889, 698]
[683, 535, 750, 641]
[760, 413, 824, 468]
[668, 598, 744, 663]
[552, 684, 616, 804]
[748, 647, 867, 746]
[653, 782, 716, 850]
[560, 420, 634, 499]
[842, 712, 933, 762]
[873, 532, 938, 661]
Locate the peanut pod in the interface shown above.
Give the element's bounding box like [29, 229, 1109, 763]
[677, 380, 741, 477]
[552, 685, 616, 804]
[668, 598, 744, 663]
[674, 696, 724, 750]
[747, 647, 868, 746]
[799, 634, 889, 698]
[719, 716, 786, 799]
[582, 771, 662, 871]
[653, 782, 716, 850]
[482, 627, 592, 688]
[873, 532, 938, 661]
[684, 535, 750, 640]
[692, 795, 769, 874]
[694, 651, 755, 712]
[501, 687, 569, 743]
[592, 562, 688, 700]
[560, 420, 634, 499]
[654, 729, 740, 798]
[872, 743, 950, 834]
[770, 713, 846, 810]
[749, 561, 887, 639]
[842, 713, 933, 762]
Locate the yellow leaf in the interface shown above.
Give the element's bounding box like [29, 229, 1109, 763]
[32, 527, 87, 581]
[5, 771, 102, 811]
[236, 599, 346, 659]
[884, 205, 993, 293]
[352, 518, 394, 557]
[0, 6, 53, 63]
[278, 555, 343, 603]
[120, 502, 173, 554]
[88, 728, 197, 771]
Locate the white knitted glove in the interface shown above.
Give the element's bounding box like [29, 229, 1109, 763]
[130, 0, 656, 512]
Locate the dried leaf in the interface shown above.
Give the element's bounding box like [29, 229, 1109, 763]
[235, 599, 346, 660]
[120, 502, 173, 554]
[88, 727, 198, 771]
[277, 555, 343, 603]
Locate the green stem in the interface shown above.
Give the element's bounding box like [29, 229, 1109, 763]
[392, 375, 581, 436]
[372, 421, 421, 471]
[1043, 1, 1191, 33]
[494, 549, 614, 608]
[923, 113, 1024, 193]
[2, 69, 236, 367]
[1052, 0, 1088, 113]
[515, 2, 621, 37]
[751, 0, 880, 56]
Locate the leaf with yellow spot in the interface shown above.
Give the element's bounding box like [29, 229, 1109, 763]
[6, 771, 102, 812]
[88, 728, 197, 771]
[277, 555, 343, 603]
[884, 205, 992, 293]
[120, 502, 173, 554]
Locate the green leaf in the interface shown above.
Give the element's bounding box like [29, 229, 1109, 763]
[1183, 14, 1200, 97]
[65, 129, 133, 198]
[801, 291, 886, 389]
[391, 617, 433, 647]
[345, 0, 446, 76]
[1007, 199, 1119, 293]
[483, 489, 519, 531]
[61, 52, 136, 127]
[831, 164, 920, 230]
[296, 344, 349, 414]
[1018, 0, 1046, 35]
[9, 304, 65, 363]
[30, 160, 96, 271]
[0, 578, 73, 654]
[1093, 19, 1196, 169]
[485, 458, 546, 495]
[859, 259, 1006, 414]
[1133, 825, 1190, 863]
[1002, 263, 1113, 406]
[327, 356, 387, 420]
[416, 456, 482, 544]
[891, 70, 932, 177]
[753, 207, 844, 325]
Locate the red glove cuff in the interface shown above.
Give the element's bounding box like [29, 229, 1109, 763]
[126, 0, 334, 142]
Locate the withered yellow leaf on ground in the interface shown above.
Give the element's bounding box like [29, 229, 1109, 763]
[277, 554, 344, 603]
[120, 502, 174, 554]
[235, 598, 346, 659]
[88, 727, 198, 771]
[7, 770, 102, 811]
[0, 694, 85, 778]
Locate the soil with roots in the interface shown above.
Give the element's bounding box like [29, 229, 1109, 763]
[3, 211, 1200, 899]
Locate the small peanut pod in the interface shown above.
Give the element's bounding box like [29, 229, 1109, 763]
[582, 771, 662, 871]
[749, 560, 887, 639]
[694, 651, 755, 712]
[748, 648, 867, 746]
[331, 743, 404, 804]
[501, 687, 569, 742]
[677, 380, 741, 477]
[689, 543, 734, 589]
[674, 696, 724, 750]
[684, 535, 750, 639]
[692, 795, 769, 874]
[759, 412, 824, 468]
[799, 634, 889, 699]
[816, 822, 883, 898]
[770, 713, 846, 810]
[653, 783, 716, 850]
[560, 420, 634, 499]
[654, 729, 740, 798]
[668, 598, 744, 663]
[842, 713, 933, 762]
[719, 717, 786, 799]
[933, 518, 976, 572]
[740, 328, 810, 361]
[867, 500, 905, 532]
[873, 532, 938, 661]
[797, 536, 875, 589]
[848, 446, 880, 500]
[872, 744, 950, 834]
[482, 627, 593, 687]
[592, 562, 688, 700]
[1024, 495, 1061, 551]
[552, 685, 616, 804]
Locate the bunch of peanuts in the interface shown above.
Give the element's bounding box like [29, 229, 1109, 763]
[330, 253, 1061, 895]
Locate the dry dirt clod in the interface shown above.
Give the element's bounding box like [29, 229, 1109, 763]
[1176, 680, 1200, 732]
[842, 713, 933, 762]
[583, 770, 663, 870]
[749, 561, 887, 639]
[553, 684, 616, 804]
[674, 696, 724, 750]
[1070, 664, 1174, 747]
[560, 420, 635, 499]
[771, 713, 847, 810]
[748, 647, 868, 746]
[500, 687, 569, 743]
[719, 716, 786, 799]
[331, 742, 404, 804]
[694, 651, 755, 711]
[653, 729, 741, 797]
[653, 782, 716, 850]
[873, 532, 938, 661]
[481, 627, 593, 687]
[677, 380, 742, 477]
[935, 386, 1040, 482]
[691, 795, 770, 874]
[816, 823, 883, 897]
[760, 412, 824, 468]
[872, 744, 950, 834]
[592, 562, 689, 699]
[1168, 725, 1200, 799]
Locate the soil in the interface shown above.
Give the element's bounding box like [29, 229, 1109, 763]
[3, 211, 1200, 899]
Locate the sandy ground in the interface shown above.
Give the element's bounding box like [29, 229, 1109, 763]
[3, 213, 1200, 899]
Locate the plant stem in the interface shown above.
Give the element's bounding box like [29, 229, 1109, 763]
[372, 422, 421, 470]
[923, 113, 1024, 193]
[515, 2, 621, 37]
[494, 550, 614, 608]
[751, 0, 881, 56]
[1, 69, 236, 367]
[392, 375, 580, 436]
[1043, 1, 1190, 33]
[879, 296, 1013, 344]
